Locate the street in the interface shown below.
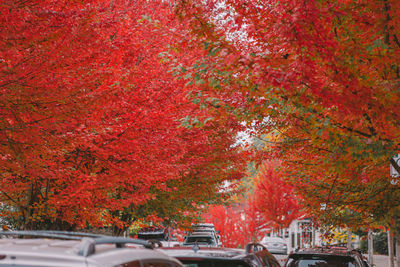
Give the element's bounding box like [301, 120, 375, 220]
[368, 254, 390, 267]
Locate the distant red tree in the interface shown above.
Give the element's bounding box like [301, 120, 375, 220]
[204, 205, 245, 248]
[204, 199, 270, 248]
[242, 196, 271, 243]
[254, 161, 302, 230]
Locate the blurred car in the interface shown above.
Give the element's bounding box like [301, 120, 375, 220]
[138, 226, 181, 247]
[191, 223, 216, 231]
[190, 222, 222, 246]
[0, 230, 183, 267]
[183, 232, 219, 247]
[284, 246, 369, 267]
[160, 242, 281, 267]
[261, 237, 287, 254]
[138, 226, 169, 241]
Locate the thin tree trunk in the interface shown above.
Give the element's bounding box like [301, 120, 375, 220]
[347, 228, 352, 249]
[312, 225, 316, 247]
[395, 232, 400, 267]
[389, 230, 395, 267]
[368, 229, 374, 267]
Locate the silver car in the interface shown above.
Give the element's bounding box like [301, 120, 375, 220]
[0, 230, 183, 266]
[261, 237, 288, 254]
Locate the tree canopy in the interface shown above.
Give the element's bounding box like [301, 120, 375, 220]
[176, 0, 400, 230]
[0, 0, 246, 230]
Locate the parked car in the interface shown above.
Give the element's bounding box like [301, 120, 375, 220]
[261, 237, 288, 254]
[191, 223, 216, 231]
[284, 246, 369, 267]
[190, 222, 222, 246]
[0, 230, 183, 267]
[183, 232, 219, 247]
[138, 226, 169, 241]
[160, 242, 281, 267]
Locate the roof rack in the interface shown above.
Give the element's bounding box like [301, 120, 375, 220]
[0, 231, 154, 256]
[78, 236, 153, 256]
[0, 230, 103, 240]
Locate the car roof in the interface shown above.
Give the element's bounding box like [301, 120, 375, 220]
[160, 245, 274, 267]
[138, 227, 165, 233]
[0, 239, 179, 266]
[263, 237, 285, 241]
[191, 228, 214, 232]
[192, 223, 214, 226]
[191, 227, 215, 231]
[290, 247, 360, 257]
[188, 232, 215, 237]
[191, 223, 215, 229]
[160, 246, 246, 259]
[0, 231, 182, 267]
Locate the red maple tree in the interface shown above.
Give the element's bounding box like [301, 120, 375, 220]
[253, 161, 302, 230]
[0, 0, 247, 230]
[204, 197, 270, 248]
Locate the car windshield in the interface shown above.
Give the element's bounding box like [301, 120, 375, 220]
[138, 233, 166, 240]
[287, 255, 358, 267]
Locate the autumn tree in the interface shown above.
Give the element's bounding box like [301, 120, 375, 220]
[176, 0, 400, 232]
[205, 196, 270, 248]
[0, 0, 246, 231]
[204, 205, 245, 247]
[254, 160, 302, 230]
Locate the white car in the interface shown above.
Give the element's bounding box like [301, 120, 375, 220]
[0, 230, 183, 267]
[261, 236, 288, 254]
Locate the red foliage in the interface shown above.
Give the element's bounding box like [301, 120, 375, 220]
[204, 200, 270, 248]
[0, 0, 246, 229]
[176, 0, 400, 227]
[254, 161, 302, 229]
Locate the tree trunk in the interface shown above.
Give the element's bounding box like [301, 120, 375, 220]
[389, 230, 395, 267]
[312, 225, 316, 247]
[347, 228, 352, 249]
[395, 232, 400, 267]
[368, 229, 374, 267]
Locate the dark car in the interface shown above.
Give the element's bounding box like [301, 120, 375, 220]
[284, 246, 369, 267]
[160, 242, 281, 267]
